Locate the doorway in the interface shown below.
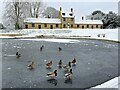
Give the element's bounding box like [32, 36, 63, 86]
[50, 25, 53, 29]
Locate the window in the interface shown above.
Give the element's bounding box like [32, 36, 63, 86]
[50, 25, 53, 29]
[56, 24, 58, 28]
[32, 23, 35, 27]
[71, 24, 73, 28]
[63, 24, 66, 28]
[38, 25, 41, 29]
[87, 25, 89, 28]
[44, 24, 47, 27]
[69, 13, 73, 16]
[101, 26, 102, 29]
[82, 17, 84, 20]
[82, 26, 84, 29]
[91, 25, 93, 29]
[96, 25, 98, 28]
[71, 18, 74, 21]
[62, 13, 65, 16]
[25, 24, 28, 29]
[63, 18, 66, 21]
[77, 25, 79, 28]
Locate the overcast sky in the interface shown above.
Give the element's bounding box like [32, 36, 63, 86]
[0, 0, 119, 23]
[46, 2, 118, 19]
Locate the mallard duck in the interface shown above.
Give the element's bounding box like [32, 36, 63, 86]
[63, 62, 71, 72]
[64, 69, 73, 80]
[40, 45, 44, 51]
[16, 52, 19, 56]
[46, 70, 57, 79]
[16, 52, 21, 58]
[71, 58, 76, 65]
[57, 60, 62, 68]
[46, 61, 52, 68]
[27, 61, 35, 70]
[58, 47, 62, 51]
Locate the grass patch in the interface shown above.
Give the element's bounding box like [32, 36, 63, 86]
[36, 35, 48, 38]
[0, 34, 24, 36]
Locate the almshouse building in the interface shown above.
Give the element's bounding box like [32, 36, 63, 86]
[24, 7, 103, 29]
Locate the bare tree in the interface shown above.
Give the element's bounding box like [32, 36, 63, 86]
[3, 0, 46, 29]
[27, 1, 46, 18]
[3, 1, 27, 29]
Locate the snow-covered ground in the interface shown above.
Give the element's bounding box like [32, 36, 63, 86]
[0, 29, 119, 42]
[0, 36, 15, 39]
[93, 76, 119, 88]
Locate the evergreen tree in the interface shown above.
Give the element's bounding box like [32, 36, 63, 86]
[102, 11, 118, 29]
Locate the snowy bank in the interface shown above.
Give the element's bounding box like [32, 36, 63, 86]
[0, 29, 119, 42]
[0, 36, 15, 39]
[92, 76, 119, 88]
[19, 29, 119, 42]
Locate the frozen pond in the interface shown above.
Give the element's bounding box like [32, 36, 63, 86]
[2, 39, 119, 89]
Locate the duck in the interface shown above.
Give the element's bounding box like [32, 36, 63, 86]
[16, 52, 19, 56]
[46, 61, 52, 69]
[63, 62, 71, 72]
[58, 47, 62, 51]
[71, 58, 76, 65]
[40, 45, 44, 51]
[46, 70, 57, 79]
[64, 69, 73, 80]
[57, 60, 62, 68]
[16, 52, 21, 58]
[27, 61, 35, 70]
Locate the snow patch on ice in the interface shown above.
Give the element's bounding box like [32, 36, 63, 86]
[5, 54, 16, 57]
[88, 49, 91, 51]
[20, 39, 80, 43]
[95, 45, 98, 47]
[13, 46, 21, 49]
[88, 63, 91, 65]
[44, 60, 47, 62]
[7, 68, 11, 70]
[34, 84, 36, 87]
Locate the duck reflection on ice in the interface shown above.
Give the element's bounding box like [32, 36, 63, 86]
[47, 79, 58, 86]
[64, 79, 72, 84]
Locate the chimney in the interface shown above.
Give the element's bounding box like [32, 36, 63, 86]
[71, 8, 73, 13]
[91, 17, 93, 20]
[36, 14, 38, 18]
[82, 16, 84, 20]
[48, 15, 50, 18]
[60, 7, 62, 11]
